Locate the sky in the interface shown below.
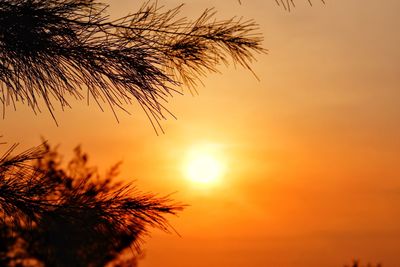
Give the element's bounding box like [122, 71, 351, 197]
[2, 0, 400, 266]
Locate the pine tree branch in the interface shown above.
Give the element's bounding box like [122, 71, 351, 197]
[275, 0, 326, 11]
[0, 0, 266, 131]
[0, 143, 184, 266]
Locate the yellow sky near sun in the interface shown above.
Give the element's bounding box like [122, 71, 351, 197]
[1, 0, 400, 266]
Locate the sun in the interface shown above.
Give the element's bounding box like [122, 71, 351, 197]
[184, 144, 225, 185]
[186, 154, 221, 183]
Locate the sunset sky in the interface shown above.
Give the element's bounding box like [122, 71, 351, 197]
[2, 0, 400, 266]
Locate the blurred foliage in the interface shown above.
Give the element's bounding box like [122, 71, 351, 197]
[344, 260, 382, 267]
[0, 143, 183, 266]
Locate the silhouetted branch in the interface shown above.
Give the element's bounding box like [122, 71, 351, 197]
[275, 0, 326, 11]
[0, 0, 265, 130]
[0, 143, 183, 266]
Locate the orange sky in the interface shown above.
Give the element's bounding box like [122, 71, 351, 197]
[2, 0, 400, 266]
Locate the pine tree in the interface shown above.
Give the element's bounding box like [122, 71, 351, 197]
[0, 142, 182, 266]
[0, 0, 324, 266]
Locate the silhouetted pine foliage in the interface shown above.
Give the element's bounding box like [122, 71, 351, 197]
[0, 1, 329, 266]
[275, 0, 325, 11]
[0, 0, 267, 130]
[343, 260, 382, 267]
[0, 143, 183, 266]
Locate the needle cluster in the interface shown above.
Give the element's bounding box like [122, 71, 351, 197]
[0, 143, 183, 266]
[0, 0, 265, 130]
[275, 0, 325, 11]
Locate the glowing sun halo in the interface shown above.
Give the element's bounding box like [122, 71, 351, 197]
[184, 146, 224, 185]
